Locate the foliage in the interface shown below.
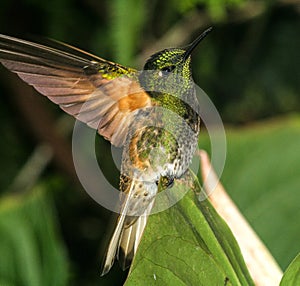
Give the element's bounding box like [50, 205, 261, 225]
[109, 0, 147, 65]
[172, 0, 243, 20]
[280, 253, 300, 286]
[204, 115, 300, 270]
[125, 175, 254, 285]
[0, 184, 69, 286]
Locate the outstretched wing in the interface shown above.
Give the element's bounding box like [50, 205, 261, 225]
[0, 34, 152, 146]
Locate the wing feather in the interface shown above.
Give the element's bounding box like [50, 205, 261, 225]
[0, 34, 152, 146]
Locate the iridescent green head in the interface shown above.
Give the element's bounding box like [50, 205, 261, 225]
[144, 27, 212, 72]
[144, 48, 188, 74]
[141, 27, 212, 97]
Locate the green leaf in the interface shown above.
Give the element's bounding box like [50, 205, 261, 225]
[280, 253, 300, 286]
[203, 115, 300, 270]
[0, 185, 69, 286]
[125, 173, 254, 285]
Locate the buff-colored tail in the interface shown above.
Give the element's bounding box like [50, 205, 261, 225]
[100, 180, 154, 276]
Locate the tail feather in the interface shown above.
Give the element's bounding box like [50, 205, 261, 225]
[118, 217, 141, 271]
[100, 181, 155, 276]
[100, 213, 127, 276]
[118, 211, 150, 271]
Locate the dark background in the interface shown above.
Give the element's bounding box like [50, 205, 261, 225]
[0, 0, 299, 285]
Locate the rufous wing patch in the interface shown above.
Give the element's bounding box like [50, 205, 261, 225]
[94, 77, 152, 146]
[118, 81, 151, 112]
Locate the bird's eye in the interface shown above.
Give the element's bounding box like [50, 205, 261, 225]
[161, 65, 175, 73]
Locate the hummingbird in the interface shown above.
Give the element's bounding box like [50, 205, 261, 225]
[0, 27, 212, 275]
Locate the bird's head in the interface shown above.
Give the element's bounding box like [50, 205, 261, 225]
[140, 27, 212, 98]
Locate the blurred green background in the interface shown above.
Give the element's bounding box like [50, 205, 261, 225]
[0, 0, 299, 285]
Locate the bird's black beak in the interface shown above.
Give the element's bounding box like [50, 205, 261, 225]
[183, 27, 213, 61]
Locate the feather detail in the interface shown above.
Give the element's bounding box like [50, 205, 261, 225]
[118, 204, 152, 271]
[100, 180, 135, 276]
[100, 179, 156, 276]
[100, 213, 127, 276]
[0, 34, 152, 147]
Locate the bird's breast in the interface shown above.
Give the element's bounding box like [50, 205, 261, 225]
[121, 105, 199, 183]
